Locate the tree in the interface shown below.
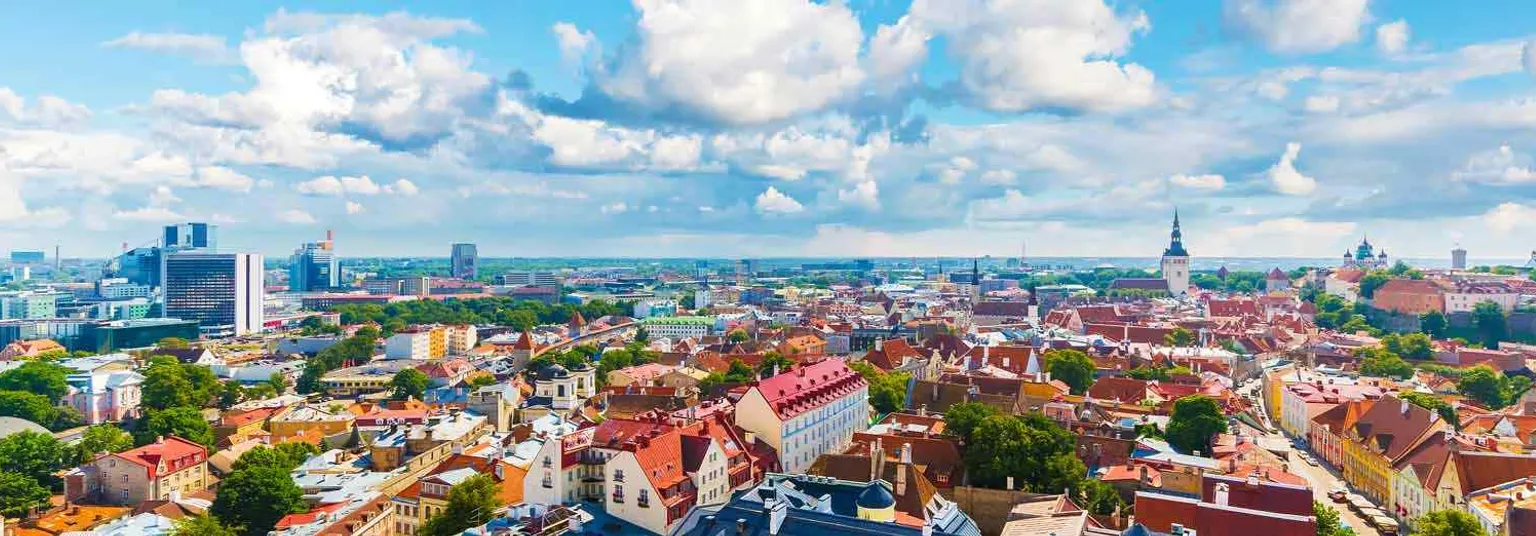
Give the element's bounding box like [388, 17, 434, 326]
[172, 514, 238, 536]
[849, 361, 909, 414]
[1458, 365, 1508, 409]
[1401, 392, 1459, 428]
[1383, 332, 1434, 360]
[1044, 350, 1096, 395]
[136, 407, 215, 448]
[0, 390, 61, 426]
[157, 337, 191, 349]
[218, 381, 246, 409]
[964, 413, 1085, 492]
[232, 443, 319, 472]
[634, 327, 650, 343]
[1163, 327, 1196, 347]
[943, 402, 1001, 445]
[1126, 366, 1171, 381]
[1412, 510, 1489, 536]
[467, 374, 498, 389]
[756, 352, 794, 376]
[1075, 479, 1124, 516]
[212, 466, 306, 536]
[1358, 272, 1390, 299]
[1421, 310, 1449, 338]
[1165, 395, 1227, 455]
[0, 361, 70, 402]
[419, 474, 503, 536]
[728, 329, 750, 343]
[142, 363, 195, 411]
[0, 431, 65, 489]
[0, 470, 51, 517]
[390, 368, 430, 400]
[266, 373, 290, 395]
[1355, 347, 1413, 379]
[1314, 501, 1355, 536]
[72, 424, 134, 464]
[1472, 301, 1508, 348]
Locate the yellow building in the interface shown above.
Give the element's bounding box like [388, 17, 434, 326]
[268, 405, 355, 443]
[1341, 395, 1444, 505]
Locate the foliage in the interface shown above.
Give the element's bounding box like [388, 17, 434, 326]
[142, 361, 219, 411]
[697, 359, 757, 395]
[634, 327, 650, 343]
[157, 337, 191, 349]
[1219, 339, 1247, 354]
[1421, 311, 1449, 338]
[1358, 271, 1391, 299]
[593, 342, 659, 387]
[1165, 395, 1227, 455]
[964, 413, 1085, 492]
[1337, 314, 1381, 337]
[328, 297, 626, 331]
[1381, 332, 1434, 360]
[728, 329, 750, 343]
[390, 368, 430, 400]
[212, 466, 307, 536]
[232, 443, 320, 472]
[0, 470, 51, 517]
[1307, 291, 1352, 330]
[1163, 327, 1196, 347]
[849, 361, 910, 414]
[298, 327, 380, 394]
[1472, 301, 1508, 347]
[1355, 347, 1413, 379]
[1125, 366, 1170, 381]
[267, 373, 290, 395]
[1074, 479, 1125, 516]
[0, 431, 66, 489]
[0, 390, 64, 427]
[1411, 510, 1489, 536]
[1314, 501, 1356, 536]
[135, 407, 215, 448]
[419, 474, 502, 536]
[1044, 350, 1095, 395]
[172, 515, 239, 536]
[468, 374, 498, 388]
[0, 361, 70, 402]
[943, 402, 1001, 445]
[1455, 365, 1531, 410]
[756, 352, 795, 376]
[297, 316, 343, 336]
[72, 424, 133, 464]
[1400, 392, 1459, 428]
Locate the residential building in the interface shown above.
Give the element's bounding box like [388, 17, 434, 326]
[1445, 282, 1520, 313]
[162, 251, 265, 336]
[633, 299, 677, 319]
[384, 325, 475, 360]
[0, 290, 59, 319]
[523, 363, 598, 422]
[392, 454, 523, 536]
[1466, 476, 1536, 536]
[468, 381, 523, 432]
[641, 316, 714, 340]
[66, 436, 210, 506]
[734, 358, 869, 473]
[451, 243, 478, 279]
[289, 231, 339, 292]
[62, 367, 144, 424]
[671, 474, 982, 536]
[1133, 473, 1315, 536]
[1342, 395, 1447, 506]
[501, 270, 559, 287]
[1372, 279, 1445, 315]
[321, 361, 418, 397]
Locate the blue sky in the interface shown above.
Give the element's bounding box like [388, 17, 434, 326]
[3, 0, 1536, 259]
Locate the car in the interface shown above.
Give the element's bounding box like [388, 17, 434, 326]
[1302, 455, 1319, 467]
[1328, 488, 1347, 502]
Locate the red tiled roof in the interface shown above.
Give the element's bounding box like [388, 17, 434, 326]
[113, 436, 207, 479]
[751, 359, 867, 420]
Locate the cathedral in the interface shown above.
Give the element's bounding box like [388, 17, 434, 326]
[1342, 236, 1388, 269]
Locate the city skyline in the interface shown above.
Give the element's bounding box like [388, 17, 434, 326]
[4, 2, 1536, 258]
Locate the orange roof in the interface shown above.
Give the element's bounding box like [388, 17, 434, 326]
[114, 436, 207, 479]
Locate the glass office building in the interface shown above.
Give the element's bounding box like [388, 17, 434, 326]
[162, 252, 264, 336]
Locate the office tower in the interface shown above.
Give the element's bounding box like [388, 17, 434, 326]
[162, 252, 264, 337]
[289, 231, 339, 292]
[1452, 246, 1468, 271]
[163, 222, 218, 251]
[9, 251, 44, 264]
[113, 247, 163, 287]
[450, 243, 478, 279]
[501, 270, 558, 287]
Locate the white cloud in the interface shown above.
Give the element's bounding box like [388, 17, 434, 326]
[1211, 217, 1356, 255]
[295, 175, 415, 196]
[0, 88, 91, 127]
[112, 206, 185, 222]
[149, 185, 181, 206]
[866, 15, 929, 90]
[837, 180, 880, 210]
[277, 208, 318, 224]
[593, 0, 866, 125]
[906, 0, 1157, 113]
[195, 166, 255, 192]
[1268, 142, 1318, 195]
[979, 170, 1017, 185]
[551, 22, 596, 65]
[1225, 0, 1372, 54]
[1375, 20, 1410, 55]
[340, 176, 382, 195]
[754, 186, 805, 214]
[1168, 173, 1226, 190]
[102, 32, 233, 63]
[1303, 94, 1341, 114]
[750, 165, 807, 181]
[1484, 202, 1536, 232]
[600, 202, 628, 214]
[295, 176, 345, 196]
[933, 156, 977, 185]
[1524, 41, 1536, 78]
[1452, 144, 1536, 185]
[0, 168, 70, 228]
[389, 178, 419, 196]
[345, 201, 365, 214]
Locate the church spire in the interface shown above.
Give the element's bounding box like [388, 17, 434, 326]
[1163, 209, 1189, 257]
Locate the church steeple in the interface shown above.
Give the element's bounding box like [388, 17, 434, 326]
[1163, 209, 1189, 257]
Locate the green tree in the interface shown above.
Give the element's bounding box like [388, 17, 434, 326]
[212, 466, 306, 536]
[1314, 501, 1356, 536]
[1412, 510, 1489, 536]
[136, 407, 215, 448]
[1392, 333, 1434, 360]
[468, 374, 498, 389]
[1358, 271, 1391, 299]
[756, 352, 794, 376]
[728, 329, 750, 343]
[1044, 350, 1096, 395]
[0, 361, 70, 402]
[0, 390, 62, 426]
[634, 327, 650, 343]
[1421, 310, 1449, 338]
[943, 402, 1001, 445]
[1125, 366, 1172, 381]
[0, 470, 51, 517]
[390, 368, 430, 400]
[419, 474, 503, 536]
[218, 381, 246, 409]
[142, 362, 195, 411]
[849, 361, 909, 414]
[1472, 301, 1508, 347]
[232, 442, 319, 472]
[1401, 392, 1459, 428]
[157, 337, 191, 349]
[1457, 365, 1508, 409]
[1356, 347, 1413, 379]
[72, 424, 134, 464]
[172, 514, 238, 536]
[1163, 327, 1196, 347]
[0, 431, 65, 489]
[1165, 395, 1227, 455]
[266, 373, 289, 395]
[964, 413, 1085, 491]
[1074, 479, 1125, 516]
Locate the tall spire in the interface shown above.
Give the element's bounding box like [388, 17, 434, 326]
[1163, 209, 1189, 257]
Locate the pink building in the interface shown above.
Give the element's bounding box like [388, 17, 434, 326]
[62, 370, 144, 424]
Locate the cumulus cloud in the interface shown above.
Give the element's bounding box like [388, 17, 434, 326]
[390, 178, 420, 195]
[551, 22, 596, 65]
[755, 186, 805, 214]
[277, 209, 318, 224]
[102, 32, 233, 63]
[837, 180, 880, 210]
[1168, 173, 1226, 191]
[1303, 94, 1340, 114]
[1267, 142, 1318, 195]
[1484, 202, 1536, 232]
[933, 156, 977, 185]
[0, 88, 91, 127]
[1225, 0, 1372, 54]
[1452, 144, 1536, 185]
[112, 207, 184, 222]
[345, 201, 365, 214]
[0, 168, 70, 228]
[194, 166, 255, 192]
[295, 175, 417, 196]
[1375, 20, 1410, 55]
[979, 170, 1018, 186]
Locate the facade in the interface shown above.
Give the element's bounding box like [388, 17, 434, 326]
[163, 222, 217, 250]
[501, 270, 558, 287]
[63, 368, 144, 424]
[288, 231, 339, 292]
[67, 436, 209, 506]
[734, 358, 869, 473]
[524, 364, 598, 420]
[0, 291, 60, 319]
[1160, 210, 1192, 296]
[640, 316, 714, 340]
[80, 319, 201, 354]
[1452, 247, 1468, 270]
[1444, 282, 1519, 313]
[384, 325, 476, 360]
[450, 243, 478, 279]
[1372, 279, 1446, 315]
[162, 252, 265, 336]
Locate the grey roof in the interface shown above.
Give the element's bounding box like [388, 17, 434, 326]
[0, 417, 48, 439]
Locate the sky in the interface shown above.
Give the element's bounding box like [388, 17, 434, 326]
[3, 0, 1536, 260]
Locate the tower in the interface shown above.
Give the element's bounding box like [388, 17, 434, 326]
[1451, 245, 1467, 271]
[1160, 210, 1191, 296]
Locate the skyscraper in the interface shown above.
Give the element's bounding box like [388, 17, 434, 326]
[112, 222, 218, 287]
[162, 252, 264, 337]
[163, 222, 217, 251]
[289, 231, 339, 292]
[450, 243, 478, 279]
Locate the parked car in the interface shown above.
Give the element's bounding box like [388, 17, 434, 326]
[1328, 488, 1347, 502]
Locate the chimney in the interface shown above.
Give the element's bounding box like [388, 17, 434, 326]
[1139, 465, 1149, 485]
[766, 495, 787, 535]
[876, 339, 884, 351]
[1401, 400, 1410, 414]
[737, 519, 747, 536]
[1006, 476, 1015, 490]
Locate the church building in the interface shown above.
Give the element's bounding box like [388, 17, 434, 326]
[1107, 211, 1192, 296]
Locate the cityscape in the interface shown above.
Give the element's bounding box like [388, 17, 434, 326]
[5, 2, 1536, 536]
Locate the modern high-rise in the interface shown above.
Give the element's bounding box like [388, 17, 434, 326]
[450, 243, 478, 279]
[1452, 246, 1468, 270]
[163, 222, 218, 251]
[111, 222, 218, 287]
[289, 231, 339, 292]
[162, 252, 264, 337]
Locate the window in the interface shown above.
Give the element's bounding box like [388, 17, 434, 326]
[639, 489, 650, 507]
[543, 457, 552, 468]
[612, 485, 624, 503]
[542, 472, 553, 489]
[614, 469, 625, 482]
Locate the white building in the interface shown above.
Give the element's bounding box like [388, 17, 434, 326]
[633, 300, 678, 319]
[502, 270, 559, 287]
[1444, 282, 1519, 313]
[1159, 211, 1191, 296]
[640, 316, 713, 340]
[734, 358, 868, 473]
